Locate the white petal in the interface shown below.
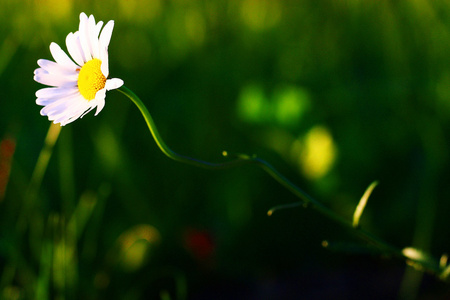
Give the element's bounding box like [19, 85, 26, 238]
[88, 15, 101, 59]
[37, 98, 60, 106]
[36, 87, 78, 98]
[37, 96, 56, 106]
[76, 32, 88, 63]
[54, 109, 81, 125]
[40, 93, 81, 115]
[62, 102, 94, 124]
[69, 96, 95, 117]
[80, 106, 96, 118]
[34, 67, 79, 82]
[93, 88, 107, 115]
[36, 90, 80, 105]
[94, 98, 105, 116]
[49, 43, 77, 69]
[51, 96, 90, 124]
[105, 78, 123, 91]
[37, 59, 62, 72]
[95, 21, 104, 38]
[34, 68, 48, 76]
[100, 47, 109, 77]
[79, 12, 88, 23]
[36, 91, 80, 106]
[34, 72, 77, 87]
[99, 20, 114, 50]
[43, 103, 71, 117]
[37, 97, 64, 106]
[65, 111, 86, 124]
[51, 99, 86, 121]
[66, 32, 84, 66]
[37, 59, 77, 77]
[78, 13, 92, 61]
[60, 111, 84, 125]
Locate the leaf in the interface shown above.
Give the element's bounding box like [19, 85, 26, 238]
[352, 181, 378, 228]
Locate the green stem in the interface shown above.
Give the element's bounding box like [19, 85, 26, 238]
[117, 85, 443, 278]
[117, 86, 316, 204]
[17, 123, 61, 232]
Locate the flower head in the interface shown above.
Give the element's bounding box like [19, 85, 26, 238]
[34, 12, 123, 126]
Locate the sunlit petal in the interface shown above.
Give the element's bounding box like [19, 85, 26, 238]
[66, 32, 84, 66]
[78, 12, 92, 62]
[99, 20, 114, 50]
[49, 43, 77, 69]
[105, 78, 123, 91]
[34, 12, 121, 126]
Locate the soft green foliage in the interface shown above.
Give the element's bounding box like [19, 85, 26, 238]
[1, 0, 450, 299]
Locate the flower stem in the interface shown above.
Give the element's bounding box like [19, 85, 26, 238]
[17, 123, 61, 232]
[117, 85, 444, 278]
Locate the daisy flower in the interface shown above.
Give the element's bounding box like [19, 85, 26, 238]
[34, 12, 123, 126]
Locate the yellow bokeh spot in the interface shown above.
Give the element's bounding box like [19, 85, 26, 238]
[37, 0, 72, 21]
[299, 126, 337, 180]
[185, 9, 206, 46]
[240, 0, 282, 30]
[118, 224, 160, 272]
[77, 59, 106, 100]
[117, 0, 162, 23]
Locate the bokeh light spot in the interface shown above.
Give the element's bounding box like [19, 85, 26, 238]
[274, 86, 311, 127]
[37, 0, 72, 21]
[118, 224, 160, 272]
[118, 0, 162, 23]
[240, 0, 282, 31]
[237, 84, 269, 123]
[298, 126, 337, 180]
[185, 9, 206, 46]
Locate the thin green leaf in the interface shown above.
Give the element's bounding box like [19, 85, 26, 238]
[352, 181, 378, 228]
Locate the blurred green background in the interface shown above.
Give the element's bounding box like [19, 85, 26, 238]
[2, 0, 450, 299]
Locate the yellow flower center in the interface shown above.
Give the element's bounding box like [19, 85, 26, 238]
[77, 58, 106, 100]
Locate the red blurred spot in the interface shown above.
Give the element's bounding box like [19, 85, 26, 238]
[0, 137, 16, 200]
[183, 228, 215, 263]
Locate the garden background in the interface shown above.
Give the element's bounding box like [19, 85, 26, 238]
[1, 0, 450, 299]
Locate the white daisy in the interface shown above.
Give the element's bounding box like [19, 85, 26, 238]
[34, 12, 123, 126]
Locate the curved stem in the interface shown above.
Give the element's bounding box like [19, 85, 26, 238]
[117, 86, 316, 205]
[117, 85, 443, 277]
